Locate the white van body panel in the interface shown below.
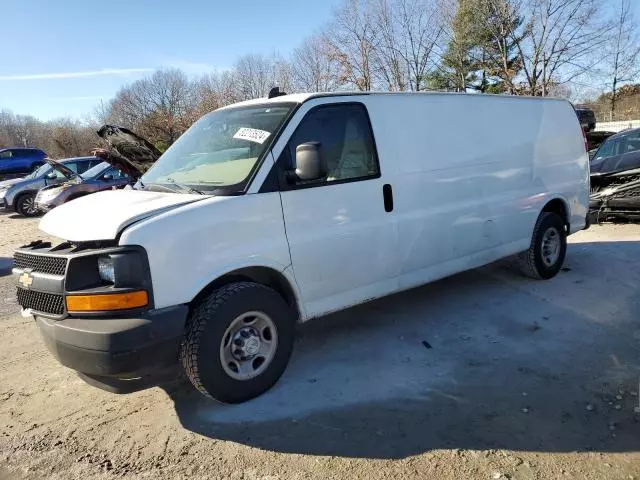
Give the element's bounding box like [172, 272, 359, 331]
[119, 192, 296, 311]
[264, 93, 587, 319]
[359, 94, 588, 296]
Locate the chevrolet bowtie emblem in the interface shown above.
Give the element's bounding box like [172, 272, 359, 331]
[18, 272, 33, 289]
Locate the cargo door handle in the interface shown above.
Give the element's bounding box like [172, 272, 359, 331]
[382, 184, 393, 212]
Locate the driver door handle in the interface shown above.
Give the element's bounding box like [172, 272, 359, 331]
[383, 184, 393, 212]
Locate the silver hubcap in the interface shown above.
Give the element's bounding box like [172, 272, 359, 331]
[541, 227, 561, 267]
[220, 311, 278, 381]
[23, 197, 37, 214]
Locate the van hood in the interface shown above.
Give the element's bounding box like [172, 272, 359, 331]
[39, 189, 204, 242]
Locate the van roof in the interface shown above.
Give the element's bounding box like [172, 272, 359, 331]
[219, 91, 569, 110]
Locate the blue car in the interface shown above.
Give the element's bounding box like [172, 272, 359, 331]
[0, 148, 47, 179]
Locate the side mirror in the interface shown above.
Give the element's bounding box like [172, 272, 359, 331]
[291, 142, 327, 182]
[45, 172, 57, 180]
[101, 173, 114, 181]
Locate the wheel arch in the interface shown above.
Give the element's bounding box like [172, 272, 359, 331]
[189, 266, 304, 322]
[541, 197, 570, 232]
[13, 190, 38, 209]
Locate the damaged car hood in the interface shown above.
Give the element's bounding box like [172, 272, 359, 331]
[96, 124, 161, 177]
[39, 189, 204, 242]
[44, 158, 82, 180]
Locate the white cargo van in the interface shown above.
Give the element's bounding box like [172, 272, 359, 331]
[13, 92, 589, 403]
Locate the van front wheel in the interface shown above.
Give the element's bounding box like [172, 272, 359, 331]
[181, 282, 295, 403]
[518, 212, 567, 279]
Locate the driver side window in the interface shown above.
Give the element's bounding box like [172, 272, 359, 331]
[280, 103, 379, 186]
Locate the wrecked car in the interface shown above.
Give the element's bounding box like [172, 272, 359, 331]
[35, 161, 133, 212]
[35, 125, 161, 213]
[589, 169, 640, 222]
[0, 156, 100, 216]
[589, 127, 640, 176]
[588, 128, 640, 222]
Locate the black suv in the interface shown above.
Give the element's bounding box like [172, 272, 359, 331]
[574, 105, 596, 132]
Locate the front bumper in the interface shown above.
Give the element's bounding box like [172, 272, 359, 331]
[34, 200, 55, 212]
[35, 305, 188, 393]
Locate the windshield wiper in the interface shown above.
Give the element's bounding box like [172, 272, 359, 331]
[164, 178, 206, 195]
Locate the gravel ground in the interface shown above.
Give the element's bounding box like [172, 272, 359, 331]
[0, 211, 639, 480]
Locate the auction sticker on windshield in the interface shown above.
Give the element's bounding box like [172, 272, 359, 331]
[233, 127, 271, 144]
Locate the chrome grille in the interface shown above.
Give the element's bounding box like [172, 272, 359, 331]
[16, 288, 64, 316]
[13, 252, 67, 276]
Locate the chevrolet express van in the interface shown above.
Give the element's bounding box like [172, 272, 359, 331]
[13, 92, 590, 403]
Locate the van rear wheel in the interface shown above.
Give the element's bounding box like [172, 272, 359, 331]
[181, 282, 295, 403]
[518, 212, 567, 279]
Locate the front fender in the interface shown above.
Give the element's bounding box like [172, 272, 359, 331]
[119, 193, 293, 311]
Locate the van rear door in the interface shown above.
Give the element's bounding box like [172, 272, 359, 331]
[275, 102, 398, 317]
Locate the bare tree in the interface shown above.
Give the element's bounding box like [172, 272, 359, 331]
[233, 53, 292, 99]
[512, 0, 609, 96]
[0, 110, 99, 158]
[194, 71, 239, 117]
[291, 35, 342, 92]
[324, 0, 380, 91]
[604, 0, 640, 119]
[108, 68, 198, 147]
[375, 0, 445, 91]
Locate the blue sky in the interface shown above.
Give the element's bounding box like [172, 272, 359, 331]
[0, 0, 341, 120]
[2, 0, 638, 120]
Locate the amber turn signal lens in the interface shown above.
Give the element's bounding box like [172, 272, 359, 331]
[66, 290, 148, 312]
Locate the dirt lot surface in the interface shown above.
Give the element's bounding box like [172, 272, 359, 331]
[0, 211, 639, 479]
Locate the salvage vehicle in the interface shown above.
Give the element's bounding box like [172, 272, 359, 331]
[586, 130, 616, 159]
[590, 127, 640, 178]
[13, 91, 590, 403]
[0, 156, 100, 216]
[35, 161, 133, 213]
[574, 104, 596, 132]
[589, 170, 640, 222]
[0, 147, 47, 180]
[34, 124, 160, 212]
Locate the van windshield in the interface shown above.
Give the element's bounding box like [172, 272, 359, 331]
[141, 103, 294, 193]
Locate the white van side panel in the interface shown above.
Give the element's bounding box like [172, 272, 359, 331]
[362, 94, 588, 293]
[119, 192, 297, 312]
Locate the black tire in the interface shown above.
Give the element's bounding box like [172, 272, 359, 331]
[518, 212, 567, 279]
[15, 193, 40, 217]
[181, 282, 295, 403]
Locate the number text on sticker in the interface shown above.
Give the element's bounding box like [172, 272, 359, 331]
[233, 127, 271, 144]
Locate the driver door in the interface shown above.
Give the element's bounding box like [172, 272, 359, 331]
[276, 102, 398, 318]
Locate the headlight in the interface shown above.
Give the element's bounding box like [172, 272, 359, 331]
[0, 188, 8, 199]
[40, 184, 72, 200]
[37, 188, 62, 202]
[97, 256, 116, 284]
